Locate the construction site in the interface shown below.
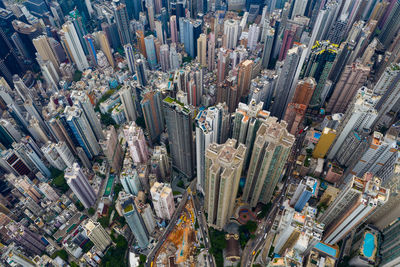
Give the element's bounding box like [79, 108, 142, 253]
[154, 199, 199, 266]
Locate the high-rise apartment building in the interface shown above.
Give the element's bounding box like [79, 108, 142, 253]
[55, 141, 75, 168]
[162, 97, 195, 178]
[380, 218, 400, 267]
[159, 44, 170, 72]
[224, 19, 239, 49]
[94, 31, 114, 68]
[322, 174, 388, 245]
[151, 146, 170, 180]
[124, 43, 135, 73]
[197, 33, 207, 67]
[119, 85, 137, 122]
[113, 1, 132, 46]
[123, 121, 149, 164]
[195, 103, 230, 193]
[100, 126, 123, 172]
[144, 35, 157, 69]
[205, 139, 246, 229]
[290, 177, 317, 212]
[32, 35, 60, 73]
[61, 21, 89, 71]
[170, 16, 178, 43]
[180, 18, 202, 58]
[326, 63, 370, 114]
[242, 118, 295, 206]
[237, 59, 254, 100]
[84, 219, 112, 251]
[65, 163, 96, 208]
[141, 90, 164, 142]
[261, 26, 275, 68]
[150, 182, 175, 220]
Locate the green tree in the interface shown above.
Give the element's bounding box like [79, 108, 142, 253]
[51, 249, 68, 261]
[100, 112, 117, 127]
[75, 201, 85, 211]
[88, 207, 96, 216]
[51, 171, 69, 193]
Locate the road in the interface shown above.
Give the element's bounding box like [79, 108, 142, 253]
[241, 130, 307, 267]
[145, 180, 196, 267]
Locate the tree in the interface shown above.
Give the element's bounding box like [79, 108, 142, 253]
[100, 112, 117, 127]
[88, 207, 96, 216]
[51, 249, 68, 261]
[51, 172, 69, 193]
[177, 180, 185, 189]
[75, 201, 85, 211]
[244, 220, 257, 233]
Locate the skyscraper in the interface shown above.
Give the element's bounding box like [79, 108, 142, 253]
[144, 35, 157, 70]
[65, 106, 101, 159]
[322, 174, 388, 245]
[159, 44, 170, 72]
[150, 182, 175, 220]
[113, 0, 132, 46]
[170, 16, 178, 43]
[224, 19, 239, 49]
[205, 139, 246, 229]
[197, 33, 207, 67]
[242, 118, 295, 207]
[141, 90, 164, 142]
[270, 44, 307, 120]
[379, 218, 400, 267]
[162, 96, 195, 178]
[61, 21, 89, 71]
[65, 163, 96, 208]
[123, 121, 149, 164]
[180, 18, 202, 58]
[237, 59, 254, 100]
[291, 0, 307, 18]
[84, 219, 112, 251]
[208, 32, 216, 71]
[94, 31, 114, 68]
[195, 103, 230, 193]
[124, 43, 135, 73]
[378, 0, 400, 48]
[119, 85, 137, 122]
[100, 126, 123, 172]
[247, 24, 260, 50]
[290, 177, 316, 212]
[261, 26, 275, 69]
[121, 194, 149, 248]
[326, 63, 370, 114]
[32, 35, 60, 73]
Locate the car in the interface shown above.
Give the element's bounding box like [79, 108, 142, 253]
[252, 251, 256, 255]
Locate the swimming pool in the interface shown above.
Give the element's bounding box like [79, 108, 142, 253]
[362, 232, 376, 258]
[314, 242, 338, 258]
[314, 132, 321, 139]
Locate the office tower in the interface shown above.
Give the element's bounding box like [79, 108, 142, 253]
[0, 119, 22, 149]
[151, 146, 170, 180]
[197, 34, 207, 67]
[322, 175, 388, 245]
[379, 219, 400, 267]
[144, 35, 157, 70]
[61, 21, 89, 71]
[170, 16, 178, 43]
[1, 149, 33, 177]
[146, 1, 155, 30]
[291, 0, 307, 18]
[162, 97, 195, 178]
[119, 85, 137, 122]
[113, 1, 132, 46]
[242, 118, 295, 207]
[373, 64, 400, 128]
[224, 19, 239, 49]
[123, 121, 149, 164]
[312, 127, 337, 158]
[208, 32, 216, 71]
[84, 219, 112, 251]
[180, 18, 202, 58]
[100, 126, 123, 172]
[290, 177, 316, 212]
[327, 87, 378, 161]
[270, 44, 307, 120]
[65, 163, 96, 208]
[134, 58, 147, 86]
[290, 77, 317, 106]
[84, 34, 97, 66]
[65, 106, 101, 159]
[150, 182, 175, 220]
[101, 22, 121, 51]
[32, 35, 60, 73]
[39, 182, 59, 201]
[205, 139, 246, 229]
[195, 103, 230, 193]
[378, 0, 400, 49]
[70, 91, 104, 141]
[303, 41, 338, 107]
[261, 26, 275, 69]
[342, 131, 397, 183]
[0, 28, 25, 85]
[217, 47, 231, 84]
[121, 167, 142, 195]
[326, 63, 370, 114]
[6, 222, 46, 256]
[237, 60, 254, 100]
[274, 204, 323, 257]
[124, 44, 135, 73]
[121, 194, 149, 248]
[41, 142, 66, 170]
[94, 31, 114, 68]
[159, 44, 170, 72]
[141, 90, 164, 142]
